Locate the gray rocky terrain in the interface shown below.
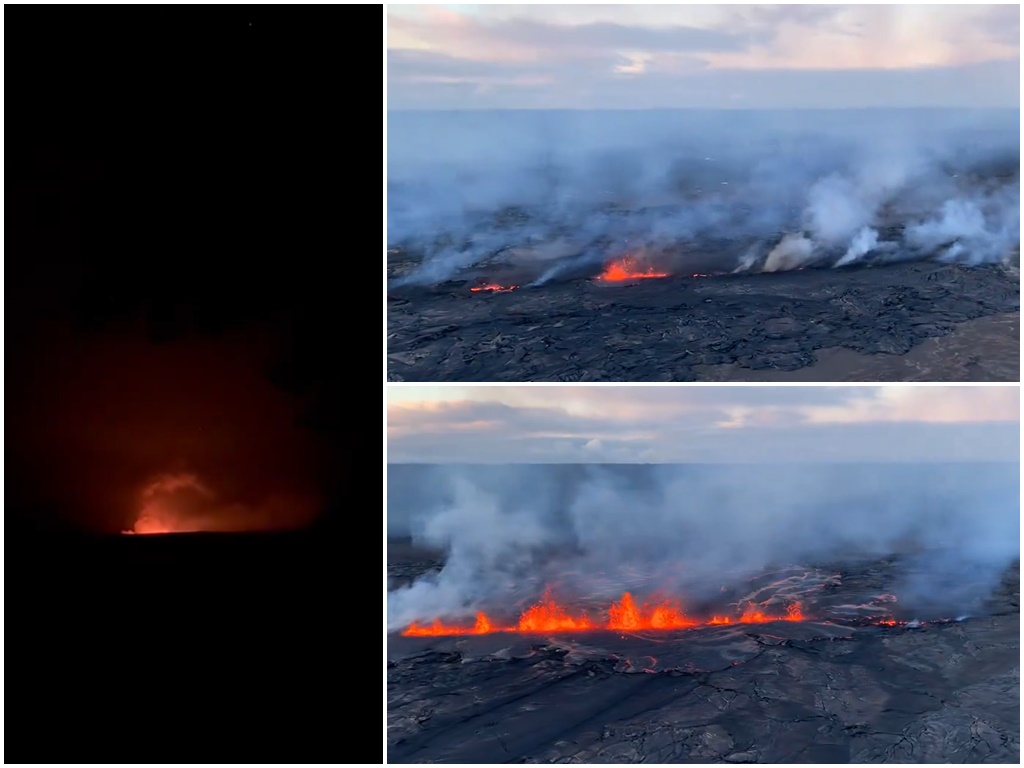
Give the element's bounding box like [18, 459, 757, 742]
[387, 259, 1019, 383]
[387, 552, 1020, 763]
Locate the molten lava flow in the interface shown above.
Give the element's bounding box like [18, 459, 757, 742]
[403, 612, 495, 637]
[400, 591, 806, 637]
[739, 604, 770, 623]
[597, 257, 669, 283]
[518, 591, 593, 632]
[608, 593, 699, 630]
[471, 283, 517, 293]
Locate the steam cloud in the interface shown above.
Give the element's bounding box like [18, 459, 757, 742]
[386, 463, 1020, 630]
[387, 110, 1019, 286]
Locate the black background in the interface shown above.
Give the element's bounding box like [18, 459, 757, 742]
[9, 8, 378, 760]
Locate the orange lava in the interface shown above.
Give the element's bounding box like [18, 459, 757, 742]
[608, 592, 699, 630]
[401, 591, 807, 637]
[471, 283, 518, 293]
[403, 611, 495, 637]
[518, 591, 594, 632]
[597, 257, 669, 282]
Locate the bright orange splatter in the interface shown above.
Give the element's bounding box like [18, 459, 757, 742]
[608, 593, 699, 630]
[517, 591, 594, 632]
[596, 257, 669, 282]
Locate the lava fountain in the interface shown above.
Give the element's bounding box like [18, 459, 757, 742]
[401, 590, 809, 637]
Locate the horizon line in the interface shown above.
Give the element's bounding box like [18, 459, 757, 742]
[386, 106, 1021, 112]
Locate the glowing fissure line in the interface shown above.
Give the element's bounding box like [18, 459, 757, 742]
[401, 591, 811, 637]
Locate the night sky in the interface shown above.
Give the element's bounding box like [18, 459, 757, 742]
[8, 12, 363, 537]
[9, 12, 375, 760]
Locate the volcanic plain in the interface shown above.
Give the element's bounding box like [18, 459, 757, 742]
[387, 257, 1019, 383]
[387, 542, 1020, 764]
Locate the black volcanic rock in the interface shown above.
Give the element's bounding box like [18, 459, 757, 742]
[387, 261, 1019, 382]
[387, 559, 1020, 764]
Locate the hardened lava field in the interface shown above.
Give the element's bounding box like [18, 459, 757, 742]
[387, 257, 1019, 383]
[387, 547, 1020, 764]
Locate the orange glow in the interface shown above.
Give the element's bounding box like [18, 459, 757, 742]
[471, 283, 518, 293]
[608, 592, 700, 630]
[739, 604, 771, 623]
[597, 257, 669, 282]
[121, 472, 211, 535]
[400, 591, 809, 637]
[518, 591, 594, 632]
[403, 611, 495, 637]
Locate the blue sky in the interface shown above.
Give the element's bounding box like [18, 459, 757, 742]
[387, 4, 1020, 109]
[387, 386, 1020, 462]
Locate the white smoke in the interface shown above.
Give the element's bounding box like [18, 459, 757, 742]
[905, 186, 1020, 264]
[387, 110, 1018, 286]
[804, 174, 874, 245]
[763, 233, 815, 272]
[387, 463, 1019, 631]
[836, 226, 880, 267]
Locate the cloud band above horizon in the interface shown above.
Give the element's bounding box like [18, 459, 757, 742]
[387, 4, 1020, 109]
[387, 386, 1020, 463]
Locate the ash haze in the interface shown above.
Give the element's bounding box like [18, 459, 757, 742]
[386, 5, 1019, 287]
[387, 385, 1020, 463]
[387, 4, 1019, 110]
[386, 387, 1020, 631]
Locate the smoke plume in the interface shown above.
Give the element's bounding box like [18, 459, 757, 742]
[387, 109, 1019, 286]
[386, 463, 1019, 630]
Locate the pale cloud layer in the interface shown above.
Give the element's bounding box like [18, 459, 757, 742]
[387, 4, 1020, 108]
[387, 386, 1020, 463]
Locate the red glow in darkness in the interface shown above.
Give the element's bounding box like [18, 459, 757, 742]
[12, 331, 321, 534]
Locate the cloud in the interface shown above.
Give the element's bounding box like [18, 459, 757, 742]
[386, 5, 1020, 109]
[388, 58, 1020, 110]
[490, 19, 750, 54]
[387, 386, 1020, 463]
[807, 386, 1022, 425]
[389, 10, 752, 63]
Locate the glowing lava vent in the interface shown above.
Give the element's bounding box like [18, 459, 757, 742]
[596, 257, 669, 283]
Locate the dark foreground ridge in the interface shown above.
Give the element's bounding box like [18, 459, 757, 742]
[387, 560, 1020, 764]
[387, 260, 1019, 382]
[16, 529, 336, 761]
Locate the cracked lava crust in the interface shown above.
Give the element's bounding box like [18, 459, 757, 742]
[387, 552, 1020, 763]
[387, 259, 1019, 383]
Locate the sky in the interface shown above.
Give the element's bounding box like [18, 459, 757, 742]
[386, 4, 1021, 109]
[387, 386, 1021, 463]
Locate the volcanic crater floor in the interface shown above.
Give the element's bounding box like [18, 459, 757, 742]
[387, 556, 1020, 764]
[386, 260, 1019, 382]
